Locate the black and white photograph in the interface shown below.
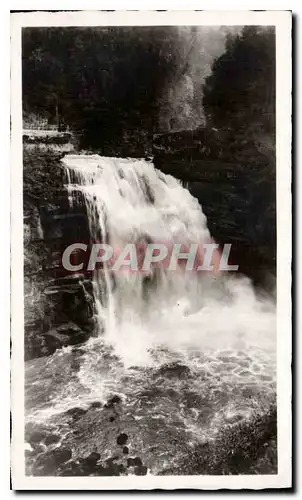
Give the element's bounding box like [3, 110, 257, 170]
[10, 10, 291, 490]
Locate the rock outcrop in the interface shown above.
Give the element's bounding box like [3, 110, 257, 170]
[23, 145, 96, 360]
[153, 131, 276, 290]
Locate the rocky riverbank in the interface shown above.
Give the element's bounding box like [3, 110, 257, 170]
[25, 364, 277, 477]
[25, 404, 276, 477]
[23, 142, 277, 478]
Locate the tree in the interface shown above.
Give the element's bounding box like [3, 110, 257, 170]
[202, 27, 276, 282]
[22, 27, 180, 152]
[203, 26, 275, 139]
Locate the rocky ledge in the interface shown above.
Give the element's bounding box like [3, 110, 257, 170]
[25, 393, 277, 476]
[23, 147, 96, 360]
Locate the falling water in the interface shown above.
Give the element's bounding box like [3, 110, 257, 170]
[61, 154, 217, 358]
[61, 154, 275, 369]
[25, 155, 276, 475]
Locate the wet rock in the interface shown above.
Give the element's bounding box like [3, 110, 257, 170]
[65, 288, 94, 327]
[44, 434, 60, 446]
[155, 362, 191, 379]
[25, 335, 57, 360]
[122, 446, 129, 454]
[117, 433, 128, 446]
[109, 417, 115, 422]
[127, 456, 144, 471]
[65, 407, 87, 420]
[34, 448, 72, 474]
[30, 444, 45, 455]
[118, 464, 127, 475]
[132, 457, 143, 466]
[58, 461, 79, 476]
[259, 374, 273, 382]
[57, 322, 83, 336]
[104, 395, 121, 408]
[102, 464, 121, 476]
[225, 414, 245, 425]
[86, 452, 101, 465]
[241, 386, 259, 399]
[73, 455, 101, 476]
[23, 149, 96, 361]
[28, 430, 46, 444]
[54, 274, 85, 286]
[90, 401, 102, 409]
[184, 392, 211, 411]
[106, 456, 119, 466]
[72, 462, 92, 476]
[94, 465, 114, 476]
[238, 370, 253, 378]
[67, 330, 90, 346]
[53, 448, 72, 465]
[43, 330, 70, 349]
[134, 465, 148, 476]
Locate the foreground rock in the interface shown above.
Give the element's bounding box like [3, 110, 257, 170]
[25, 386, 277, 477]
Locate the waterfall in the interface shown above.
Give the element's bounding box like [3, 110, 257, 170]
[61, 154, 275, 367]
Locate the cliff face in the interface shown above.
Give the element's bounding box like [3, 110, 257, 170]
[153, 130, 276, 289]
[23, 143, 96, 360]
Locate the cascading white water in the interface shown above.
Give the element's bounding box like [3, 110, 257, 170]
[62, 154, 213, 331]
[61, 154, 276, 370]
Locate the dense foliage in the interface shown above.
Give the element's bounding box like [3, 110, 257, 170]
[203, 26, 275, 138]
[22, 27, 180, 151]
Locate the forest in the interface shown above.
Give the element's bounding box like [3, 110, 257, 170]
[23, 26, 275, 149]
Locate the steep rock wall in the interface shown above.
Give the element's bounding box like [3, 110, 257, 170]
[23, 147, 96, 360]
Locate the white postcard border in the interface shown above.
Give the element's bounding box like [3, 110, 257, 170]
[10, 10, 292, 490]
